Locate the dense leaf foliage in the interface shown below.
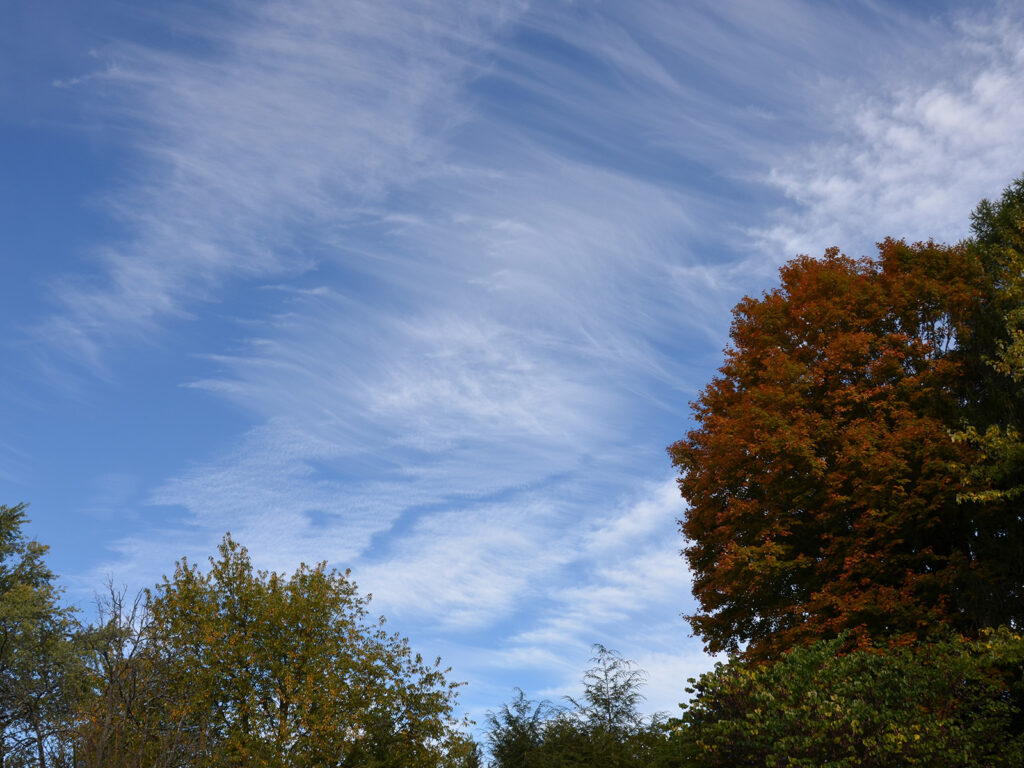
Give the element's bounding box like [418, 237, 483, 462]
[86, 535, 473, 768]
[485, 688, 555, 768]
[953, 178, 1024, 514]
[675, 629, 1024, 767]
[670, 234, 1023, 656]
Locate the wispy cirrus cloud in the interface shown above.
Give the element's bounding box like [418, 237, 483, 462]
[354, 496, 577, 631]
[453, 479, 697, 715]
[508, 480, 690, 650]
[39, 0, 929, 370]
[33, 0, 1024, 728]
[38, 0, 522, 366]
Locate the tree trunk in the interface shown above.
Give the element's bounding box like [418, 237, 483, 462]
[36, 729, 47, 768]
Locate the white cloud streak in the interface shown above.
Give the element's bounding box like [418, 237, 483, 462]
[758, 12, 1024, 259]
[38, 0, 523, 366]
[508, 480, 691, 651]
[354, 497, 576, 630]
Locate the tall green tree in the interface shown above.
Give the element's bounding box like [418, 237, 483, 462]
[954, 178, 1024, 499]
[669, 230, 1021, 656]
[566, 645, 647, 736]
[559, 646, 666, 768]
[0, 504, 83, 768]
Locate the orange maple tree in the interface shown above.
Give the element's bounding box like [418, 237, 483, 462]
[670, 238, 1018, 658]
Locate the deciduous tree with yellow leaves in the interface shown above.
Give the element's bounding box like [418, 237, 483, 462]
[79, 535, 476, 768]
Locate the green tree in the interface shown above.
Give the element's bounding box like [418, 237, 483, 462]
[125, 534, 468, 768]
[486, 647, 678, 768]
[484, 689, 554, 768]
[0, 503, 84, 768]
[562, 646, 674, 768]
[953, 178, 1024, 506]
[566, 645, 646, 736]
[669, 234, 1021, 657]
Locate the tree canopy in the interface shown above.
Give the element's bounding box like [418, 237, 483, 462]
[953, 177, 1024, 507]
[1, 518, 476, 768]
[84, 534, 475, 768]
[670, 179, 1024, 656]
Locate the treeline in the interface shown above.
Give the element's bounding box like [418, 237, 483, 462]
[483, 645, 677, 768]
[482, 633, 1024, 767]
[1, 509, 477, 767]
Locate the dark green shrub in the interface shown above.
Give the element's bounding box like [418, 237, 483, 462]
[673, 629, 1024, 767]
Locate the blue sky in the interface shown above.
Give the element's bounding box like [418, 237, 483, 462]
[4, 0, 1024, 728]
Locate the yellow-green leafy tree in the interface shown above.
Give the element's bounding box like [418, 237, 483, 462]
[81, 534, 473, 768]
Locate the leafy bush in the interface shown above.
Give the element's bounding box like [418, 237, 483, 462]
[673, 630, 1024, 767]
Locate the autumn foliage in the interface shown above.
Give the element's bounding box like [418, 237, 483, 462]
[670, 234, 1022, 657]
[72, 536, 476, 768]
